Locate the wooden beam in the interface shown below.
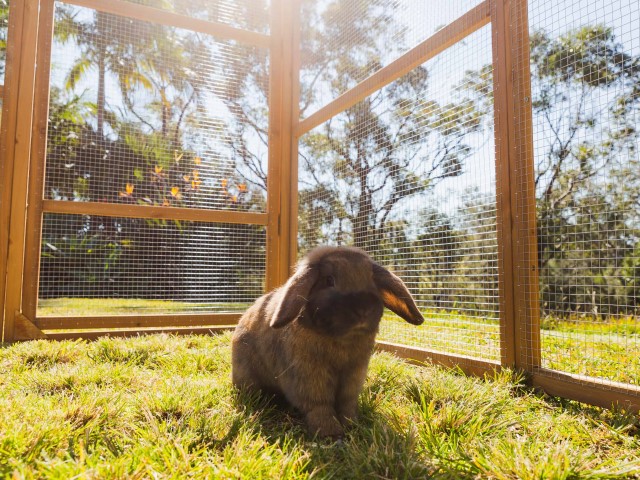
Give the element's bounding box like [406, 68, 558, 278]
[508, 0, 541, 370]
[376, 341, 500, 378]
[288, 0, 301, 270]
[13, 312, 47, 340]
[295, 0, 492, 136]
[492, 0, 517, 366]
[46, 325, 235, 341]
[531, 370, 640, 413]
[64, 0, 270, 48]
[42, 200, 268, 225]
[36, 312, 240, 330]
[266, 0, 297, 290]
[2, 0, 41, 342]
[0, 0, 27, 342]
[491, 0, 540, 370]
[22, 0, 56, 324]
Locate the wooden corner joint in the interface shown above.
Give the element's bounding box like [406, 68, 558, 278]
[14, 312, 47, 340]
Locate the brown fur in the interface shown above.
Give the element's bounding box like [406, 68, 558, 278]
[231, 246, 424, 437]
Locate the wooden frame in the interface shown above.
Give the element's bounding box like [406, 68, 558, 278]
[295, 0, 492, 137]
[2, 0, 284, 340]
[0, 0, 25, 342]
[36, 312, 240, 330]
[64, 0, 270, 48]
[1, 0, 43, 342]
[0, 0, 638, 414]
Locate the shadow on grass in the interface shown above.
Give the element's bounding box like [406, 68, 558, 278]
[228, 386, 442, 479]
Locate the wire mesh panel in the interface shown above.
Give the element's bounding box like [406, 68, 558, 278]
[34, 1, 271, 323]
[299, 0, 486, 120]
[38, 214, 266, 316]
[298, 19, 500, 362]
[522, 0, 640, 387]
[120, 0, 270, 34]
[47, 2, 269, 211]
[0, 0, 8, 87]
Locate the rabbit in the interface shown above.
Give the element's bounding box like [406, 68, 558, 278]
[231, 245, 424, 438]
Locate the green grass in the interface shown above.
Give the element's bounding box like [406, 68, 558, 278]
[37, 298, 640, 385]
[37, 298, 252, 316]
[1, 332, 639, 479]
[378, 312, 640, 386]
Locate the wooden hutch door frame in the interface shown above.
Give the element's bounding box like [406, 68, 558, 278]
[1, 0, 298, 342]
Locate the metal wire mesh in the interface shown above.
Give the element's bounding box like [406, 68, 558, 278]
[299, 0, 486, 120]
[523, 0, 640, 387]
[48, 2, 269, 210]
[37, 214, 266, 316]
[120, 0, 270, 34]
[0, 0, 8, 86]
[36, 2, 270, 320]
[298, 19, 500, 361]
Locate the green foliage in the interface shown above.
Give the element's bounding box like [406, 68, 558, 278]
[297, 1, 484, 251]
[0, 333, 638, 478]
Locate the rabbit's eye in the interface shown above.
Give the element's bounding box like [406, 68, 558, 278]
[325, 275, 336, 287]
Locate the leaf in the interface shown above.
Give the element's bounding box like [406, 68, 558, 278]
[134, 168, 144, 181]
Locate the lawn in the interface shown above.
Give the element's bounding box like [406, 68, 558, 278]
[37, 298, 640, 385]
[378, 314, 640, 386]
[1, 332, 639, 479]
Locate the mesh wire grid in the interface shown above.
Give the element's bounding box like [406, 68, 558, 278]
[298, 22, 500, 362]
[119, 0, 270, 34]
[47, 2, 269, 211]
[37, 2, 271, 319]
[0, 0, 8, 86]
[522, 0, 640, 387]
[38, 214, 266, 316]
[299, 0, 485, 120]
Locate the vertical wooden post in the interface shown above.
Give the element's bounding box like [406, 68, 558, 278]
[509, 0, 541, 371]
[22, 0, 56, 323]
[1, 0, 43, 342]
[0, 0, 27, 341]
[492, 0, 540, 370]
[266, 0, 298, 291]
[288, 0, 301, 270]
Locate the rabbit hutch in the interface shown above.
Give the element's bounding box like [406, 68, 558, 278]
[1, 0, 639, 412]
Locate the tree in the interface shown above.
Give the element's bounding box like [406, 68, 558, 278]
[294, 0, 484, 254]
[529, 26, 640, 316]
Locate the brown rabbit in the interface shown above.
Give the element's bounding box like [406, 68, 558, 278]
[231, 246, 424, 437]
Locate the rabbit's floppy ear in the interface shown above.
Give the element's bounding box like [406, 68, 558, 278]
[372, 263, 424, 325]
[270, 262, 319, 328]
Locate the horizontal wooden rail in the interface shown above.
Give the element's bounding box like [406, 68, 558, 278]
[45, 325, 235, 341]
[36, 312, 241, 330]
[296, 0, 491, 136]
[63, 0, 270, 48]
[376, 341, 500, 377]
[531, 369, 640, 413]
[42, 200, 268, 225]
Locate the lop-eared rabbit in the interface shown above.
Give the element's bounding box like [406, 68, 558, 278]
[232, 246, 424, 437]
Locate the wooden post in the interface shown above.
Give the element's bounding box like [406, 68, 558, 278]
[1, 0, 43, 342]
[491, 0, 540, 370]
[22, 0, 56, 324]
[509, 0, 541, 371]
[288, 0, 301, 270]
[266, 0, 298, 291]
[0, 0, 27, 342]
